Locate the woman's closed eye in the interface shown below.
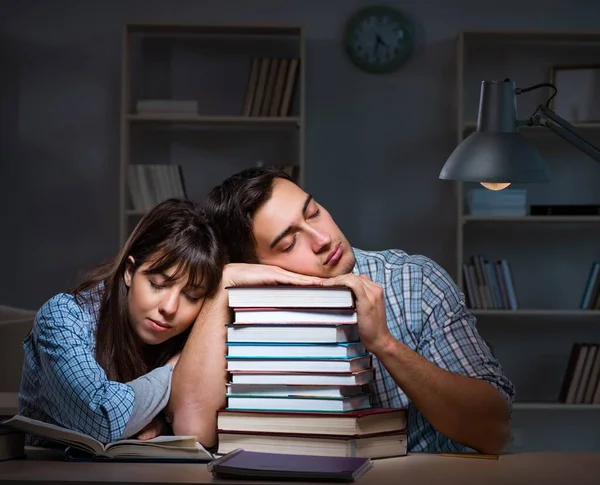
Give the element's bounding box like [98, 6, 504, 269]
[149, 280, 165, 290]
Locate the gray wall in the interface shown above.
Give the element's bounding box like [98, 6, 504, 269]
[2, 0, 599, 310]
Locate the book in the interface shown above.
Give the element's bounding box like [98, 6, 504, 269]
[226, 383, 366, 399]
[226, 354, 372, 373]
[227, 285, 354, 309]
[233, 308, 358, 324]
[216, 430, 408, 459]
[208, 448, 373, 482]
[217, 407, 407, 437]
[1, 415, 212, 462]
[229, 368, 375, 386]
[226, 342, 366, 359]
[226, 324, 359, 344]
[226, 394, 371, 413]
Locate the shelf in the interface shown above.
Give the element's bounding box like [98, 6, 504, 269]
[462, 215, 600, 223]
[471, 309, 600, 317]
[513, 402, 600, 410]
[127, 24, 302, 38]
[460, 31, 600, 45]
[127, 114, 301, 128]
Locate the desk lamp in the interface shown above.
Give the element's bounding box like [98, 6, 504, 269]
[439, 78, 600, 190]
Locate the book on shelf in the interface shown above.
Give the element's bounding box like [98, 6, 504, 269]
[233, 307, 358, 324]
[226, 323, 359, 344]
[580, 262, 600, 309]
[217, 407, 407, 437]
[559, 343, 600, 404]
[208, 448, 373, 482]
[226, 354, 372, 373]
[127, 164, 186, 213]
[227, 285, 355, 309]
[242, 57, 299, 117]
[217, 429, 407, 459]
[1, 415, 212, 462]
[226, 342, 366, 359]
[463, 254, 517, 310]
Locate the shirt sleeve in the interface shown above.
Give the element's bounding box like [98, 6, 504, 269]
[415, 261, 515, 408]
[31, 293, 171, 443]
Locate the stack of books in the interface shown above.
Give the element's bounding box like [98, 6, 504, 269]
[218, 285, 408, 458]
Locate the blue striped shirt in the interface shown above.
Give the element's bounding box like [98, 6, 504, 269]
[352, 248, 514, 452]
[19, 288, 173, 445]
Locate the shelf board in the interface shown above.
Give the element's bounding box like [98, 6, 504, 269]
[126, 24, 302, 38]
[126, 114, 300, 128]
[460, 31, 600, 45]
[462, 215, 600, 223]
[513, 402, 600, 410]
[471, 309, 600, 317]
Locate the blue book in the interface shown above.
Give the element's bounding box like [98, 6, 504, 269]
[208, 448, 373, 482]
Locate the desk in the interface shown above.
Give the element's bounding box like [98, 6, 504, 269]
[0, 449, 598, 485]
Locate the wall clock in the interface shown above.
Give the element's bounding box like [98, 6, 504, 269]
[344, 5, 415, 74]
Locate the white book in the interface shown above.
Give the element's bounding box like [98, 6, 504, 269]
[226, 355, 372, 373]
[226, 394, 371, 413]
[229, 369, 375, 386]
[226, 324, 358, 344]
[226, 342, 366, 359]
[2, 415, 212, 461]
[227, 286, 354, 309]
[225, 384, 365, 399]
[234, 308, 357, 324]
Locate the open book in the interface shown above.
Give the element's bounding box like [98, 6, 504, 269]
[2, 415, 213, 462]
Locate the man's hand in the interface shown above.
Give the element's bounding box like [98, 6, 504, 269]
[222, 263, 327, 289]
[135, 415, 168, 441]
[324, 274, 392, 352]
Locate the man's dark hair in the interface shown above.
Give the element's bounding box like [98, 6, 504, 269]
[204, 167, 293, 263]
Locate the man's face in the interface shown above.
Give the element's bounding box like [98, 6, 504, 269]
[252, 178, 355, 277]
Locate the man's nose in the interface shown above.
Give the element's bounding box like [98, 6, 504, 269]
[310, 227, 331, 253]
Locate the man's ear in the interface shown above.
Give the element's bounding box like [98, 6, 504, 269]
[124, 256, 136, 288]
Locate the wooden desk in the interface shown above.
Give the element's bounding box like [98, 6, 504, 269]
[0, 449, 598, 485]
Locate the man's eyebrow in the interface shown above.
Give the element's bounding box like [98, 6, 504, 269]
[269, 194, 313, 249]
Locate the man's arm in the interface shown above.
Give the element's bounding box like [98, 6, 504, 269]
[325, 270, 513, 455]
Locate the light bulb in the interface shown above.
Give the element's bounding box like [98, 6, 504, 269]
[480, 182, 511, 191]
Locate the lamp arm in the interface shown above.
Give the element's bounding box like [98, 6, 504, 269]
[531, 105, 600, 163]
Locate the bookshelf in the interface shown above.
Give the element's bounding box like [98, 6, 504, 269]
[119, 24, 305, 244]
[453, 31, 600, 451]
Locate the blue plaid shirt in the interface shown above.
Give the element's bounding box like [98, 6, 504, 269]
[352, 248, 514, 452]
[19, 289, 172, 445]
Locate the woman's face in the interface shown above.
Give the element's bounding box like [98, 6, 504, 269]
[124, 258, 207, 345]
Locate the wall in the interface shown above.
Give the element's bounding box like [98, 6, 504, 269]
[1, 0, 599, 309]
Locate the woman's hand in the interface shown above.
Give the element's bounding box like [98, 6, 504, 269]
[135, 415, 168, 440]
[222, 263, 327, 288]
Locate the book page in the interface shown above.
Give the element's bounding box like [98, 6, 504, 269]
[2, 415, 101, 454]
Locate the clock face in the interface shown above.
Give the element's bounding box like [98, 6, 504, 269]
[344, 6, 414, 74]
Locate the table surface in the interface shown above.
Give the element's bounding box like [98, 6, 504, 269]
[0, 449, 599, 485]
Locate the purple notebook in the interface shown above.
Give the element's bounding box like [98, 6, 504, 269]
[208, 449, 373, 482]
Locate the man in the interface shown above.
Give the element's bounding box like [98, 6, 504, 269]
[202, 167, 514, 454]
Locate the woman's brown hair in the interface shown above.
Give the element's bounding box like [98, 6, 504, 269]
[72, 198, 224, 383]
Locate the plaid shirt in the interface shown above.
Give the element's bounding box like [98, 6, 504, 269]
[19, 290, 136, 445]
[352, 248, 514, 452]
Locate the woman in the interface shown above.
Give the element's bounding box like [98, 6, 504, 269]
[19, 198, 225, 445]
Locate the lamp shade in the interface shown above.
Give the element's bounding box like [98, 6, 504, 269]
[439, 79, 551, 184]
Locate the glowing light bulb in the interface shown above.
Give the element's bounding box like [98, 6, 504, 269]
[480, 182, 511, 191]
